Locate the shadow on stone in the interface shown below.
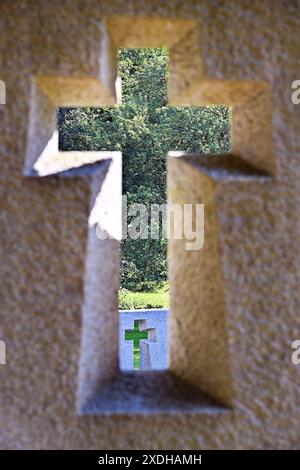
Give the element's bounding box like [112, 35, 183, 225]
[80, 371, 230, 415]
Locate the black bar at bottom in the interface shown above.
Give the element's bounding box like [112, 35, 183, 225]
[0, 450, 298, 466]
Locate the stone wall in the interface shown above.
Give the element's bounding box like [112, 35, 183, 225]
[0, 0, 299, 449]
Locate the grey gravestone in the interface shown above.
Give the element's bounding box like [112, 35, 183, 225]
[119, 309, 169, 371]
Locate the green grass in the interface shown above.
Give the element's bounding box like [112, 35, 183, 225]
[133, 345, 139, 369]
[125, 321, 149, 369]
[119, 283, 169, 310]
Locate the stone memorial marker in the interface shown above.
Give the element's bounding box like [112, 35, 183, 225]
[120, 309, 168, 370]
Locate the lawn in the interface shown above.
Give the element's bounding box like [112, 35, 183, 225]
[119, 282, 169, 310]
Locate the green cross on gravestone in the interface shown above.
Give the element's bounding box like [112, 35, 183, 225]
[125, 320, 152, 370]
[58, 48, 230, 301]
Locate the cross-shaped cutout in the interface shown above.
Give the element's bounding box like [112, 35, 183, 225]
[125, 320, 156, 370]
[58, 48, 230, 309]
[57, 48, 229, 373]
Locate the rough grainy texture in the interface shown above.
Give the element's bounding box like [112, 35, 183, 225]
[0, 0, 299, 450]
[171, 80, 274, 175]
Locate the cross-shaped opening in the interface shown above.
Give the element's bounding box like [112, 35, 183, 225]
[57, 47, 230, 372]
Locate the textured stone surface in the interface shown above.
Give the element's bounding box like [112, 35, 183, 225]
[0, 0, 299, 450]
[24, 74, 115, 176]
[168, 154, 271, 407]
[171, 80, 274, 175]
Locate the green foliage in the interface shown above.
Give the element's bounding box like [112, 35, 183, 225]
[58, 48, 231, 297]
